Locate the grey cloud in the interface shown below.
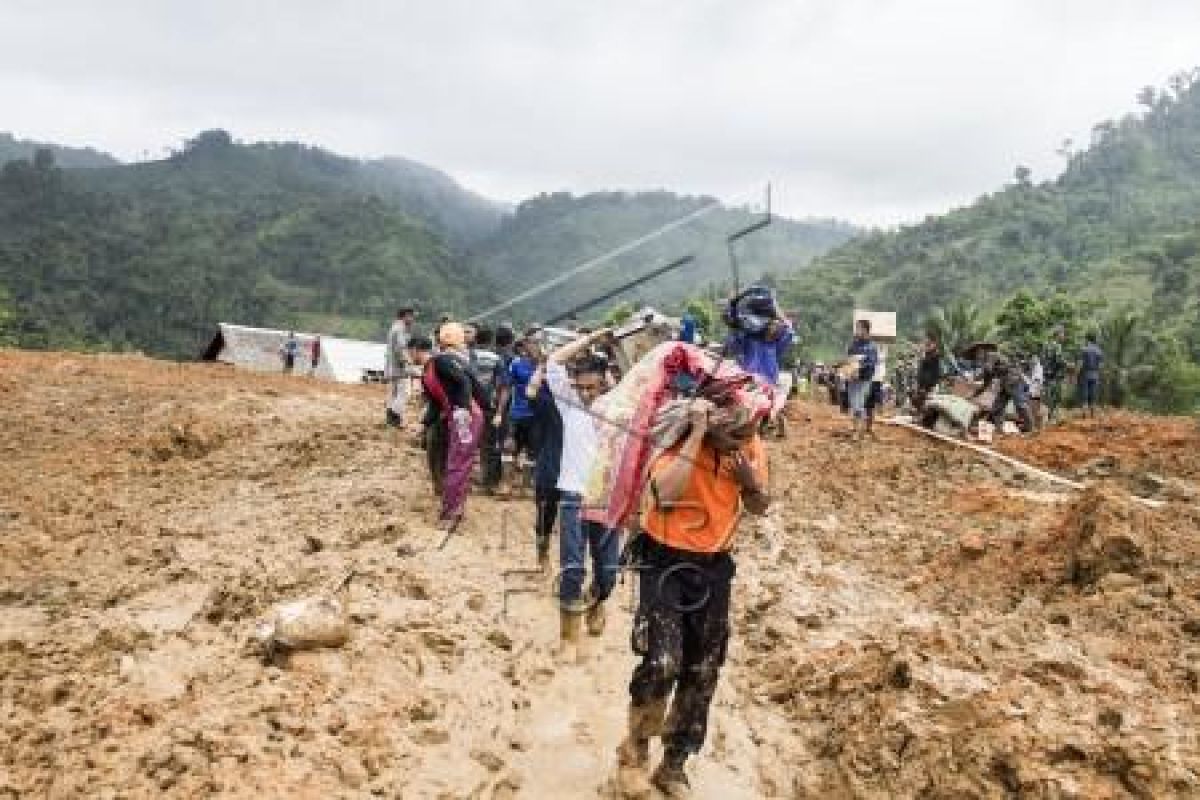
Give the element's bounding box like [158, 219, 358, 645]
[2, 0, 1199, 224]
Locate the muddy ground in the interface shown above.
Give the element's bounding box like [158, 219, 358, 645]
[1, 351, 1198, 799]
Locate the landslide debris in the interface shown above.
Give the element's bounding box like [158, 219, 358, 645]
[3, 350, 1198, 799]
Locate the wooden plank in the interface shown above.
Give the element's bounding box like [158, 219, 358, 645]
[882, 418, 1165, 509]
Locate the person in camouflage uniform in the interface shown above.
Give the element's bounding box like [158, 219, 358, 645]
[972, 349, 1034, 433]
[1041, 327, 1068, 424]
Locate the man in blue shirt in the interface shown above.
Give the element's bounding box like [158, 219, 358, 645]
[1078, 334, 1104, 418]
[679, 312, 698, 344]
[280, 332, 299, 374]
[507, 338, 541, 473]
[724, 319, 794, 386]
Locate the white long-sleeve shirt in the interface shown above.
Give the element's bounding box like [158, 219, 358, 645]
[546, 362, 599, 495]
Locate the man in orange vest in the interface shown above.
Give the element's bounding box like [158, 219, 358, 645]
[617, 394, 770, 797]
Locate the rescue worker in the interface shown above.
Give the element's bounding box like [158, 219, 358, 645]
[1078, 333, 1104, 418]
[972, 349, 1034, 434]
[616, 389, 770, 797]
[1041, 327, 1067, 423]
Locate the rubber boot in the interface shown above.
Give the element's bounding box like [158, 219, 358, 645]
[586, 599, 606, 637]
[651, 749, 691, 798]
[558, 606, 584, 663]
[616, 700, 665, 768]
[615, 700, 666, 797]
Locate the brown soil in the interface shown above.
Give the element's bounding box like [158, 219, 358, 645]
[2, 352, 1198, 799]
[996, 410, 1200, 483]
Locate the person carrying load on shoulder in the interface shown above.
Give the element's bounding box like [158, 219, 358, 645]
[722, 286, 795, 437]
[615, 365, 771, 799]
[846, 318, 879, 440]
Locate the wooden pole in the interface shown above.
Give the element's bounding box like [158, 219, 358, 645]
[882, 418, 1164, 509]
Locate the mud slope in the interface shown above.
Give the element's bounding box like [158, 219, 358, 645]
[1, 351, 1197, 799]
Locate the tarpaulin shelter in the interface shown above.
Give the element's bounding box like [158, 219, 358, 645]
[200, 323, 387, 383]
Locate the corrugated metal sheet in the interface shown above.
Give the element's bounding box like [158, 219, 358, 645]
[204, 323, 386, 384]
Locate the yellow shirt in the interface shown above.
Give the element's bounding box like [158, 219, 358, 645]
[641, 436, 768, 553]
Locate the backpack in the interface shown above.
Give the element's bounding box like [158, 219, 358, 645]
[468, 348, 502, 402]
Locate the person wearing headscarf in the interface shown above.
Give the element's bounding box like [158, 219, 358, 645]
[421, 322, 489, 530]
[615, 364, 771, 798]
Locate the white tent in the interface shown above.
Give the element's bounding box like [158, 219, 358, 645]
[201, 323, 387, 383]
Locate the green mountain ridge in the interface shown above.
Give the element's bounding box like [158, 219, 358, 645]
[0, 131, 495, 356]
[469, 190, 858, 321]
[780, 68, 1200, 371]
[0, 130, 855, 357]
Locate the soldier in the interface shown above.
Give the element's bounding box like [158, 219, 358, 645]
[972, 349, 1034, 434]
[1041, 327, 1067, 424]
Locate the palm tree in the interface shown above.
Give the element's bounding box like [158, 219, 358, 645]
[1098, 310, 1154, 407]
[924, 301, 993, 355]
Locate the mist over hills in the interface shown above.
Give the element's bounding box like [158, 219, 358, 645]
[0, 132, 120, 169]
[467, 190, 858, 322]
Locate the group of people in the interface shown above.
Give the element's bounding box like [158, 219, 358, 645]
[381, 293, 791, 797]
[279, 330, 321, 375]
[816, 323, 1107, 440]
[948, 329, 1106, 436]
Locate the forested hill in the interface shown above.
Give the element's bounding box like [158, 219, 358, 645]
[781, 69, 1200, 363]
[469, 191, 858, 320]
[0, 132, 120, 169]
[0, 131, 499, 356]
[0, 129, 856, 358]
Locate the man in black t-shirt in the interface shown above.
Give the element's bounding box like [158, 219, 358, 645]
[526, 368, 564, 571]
[470, 326, 507, 492]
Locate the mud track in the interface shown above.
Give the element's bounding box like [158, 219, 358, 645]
[2, 351, 1198, 798]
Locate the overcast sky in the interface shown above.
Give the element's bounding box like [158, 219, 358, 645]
[3, 0, 1199, 225]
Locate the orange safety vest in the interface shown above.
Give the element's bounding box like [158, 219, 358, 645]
[641, 436, 768, 553]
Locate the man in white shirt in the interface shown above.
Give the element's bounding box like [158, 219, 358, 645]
[385, 307, 416, 427]
[542, 328, 619, 654]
